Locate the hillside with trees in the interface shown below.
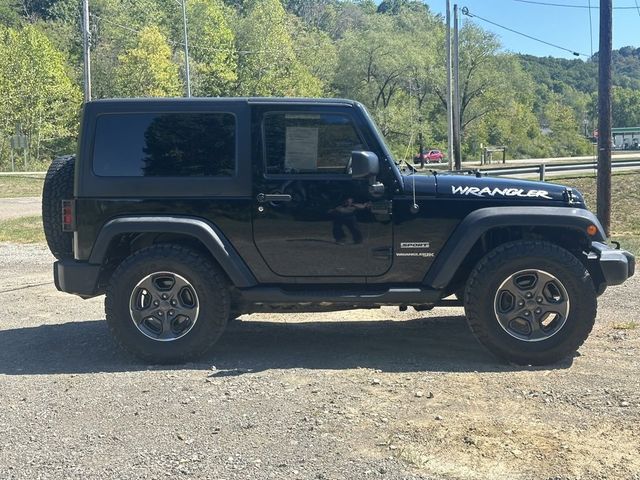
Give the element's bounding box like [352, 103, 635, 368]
[0, 0, 638, 169]
[518, 48, 640, 134]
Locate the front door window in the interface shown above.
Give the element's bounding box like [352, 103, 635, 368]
[263, 113, 364, 175]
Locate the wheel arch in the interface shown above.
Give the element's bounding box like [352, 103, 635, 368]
[90, 216, 257, 289]
[423, 206, 606, 292]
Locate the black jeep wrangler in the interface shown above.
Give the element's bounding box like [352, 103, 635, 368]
[43, 98, 634, 365]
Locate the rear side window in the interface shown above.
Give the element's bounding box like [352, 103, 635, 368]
[93, 112, 236, 177]
[263, 113, 365, 174]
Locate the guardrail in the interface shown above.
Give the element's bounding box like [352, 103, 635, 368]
[2, 159, 640, 181]
[482, 160, 640, 181]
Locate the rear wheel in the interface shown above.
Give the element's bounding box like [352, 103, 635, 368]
[464, 241, 597, 365]
[105, 244, 229, 363]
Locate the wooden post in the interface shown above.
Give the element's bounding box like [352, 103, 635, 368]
[597, 0, 612, 236]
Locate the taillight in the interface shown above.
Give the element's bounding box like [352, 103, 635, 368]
[61, 199, 75, 232]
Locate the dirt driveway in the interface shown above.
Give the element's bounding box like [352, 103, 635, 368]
[0, 243, 638, 480]
[0, 197, 41, 220]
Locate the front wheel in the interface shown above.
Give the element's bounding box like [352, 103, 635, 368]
[464, 241, 597, 365]
[105, 245, 230, 363]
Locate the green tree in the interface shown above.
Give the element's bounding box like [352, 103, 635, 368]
[289, 17, 337, 91]
[612, 87, 640, 127]
[114, 26, 181, 98]
[0, 24, 81, 167]
[334, 9, 441, 154]
[335, 15, 406, 116]
[89, 0, 178, 98]
[186, 0, 237, 96]
[544, 92, 592, 156]
[377, 0, 427, 15]
[233, 0, 322, 96]
[0, 0, 23, 26]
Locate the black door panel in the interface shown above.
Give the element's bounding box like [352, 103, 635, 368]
[252, 106, 394, 279]
[253, 179, 392, 277]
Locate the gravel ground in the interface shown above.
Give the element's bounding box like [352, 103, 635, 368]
[0, 197, 41, 220]
[0, 242, 638, 480]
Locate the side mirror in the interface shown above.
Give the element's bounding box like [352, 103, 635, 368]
[351, 151, 379, 179]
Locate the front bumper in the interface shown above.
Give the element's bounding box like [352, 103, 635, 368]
[590, 241, 635, 287]
[53, 259, 102, 298]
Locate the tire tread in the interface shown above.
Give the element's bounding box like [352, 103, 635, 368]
[42, 155, 75, 259]
[105, 244, 230, 363]
[464, 240, 597, 365]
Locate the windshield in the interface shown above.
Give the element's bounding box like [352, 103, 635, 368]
[359, 104, 397, 165]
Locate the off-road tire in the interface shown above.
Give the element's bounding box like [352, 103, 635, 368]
[105, 244, 230, 364]
[42, 155, 75, 259]
[464, 240, 597, 365]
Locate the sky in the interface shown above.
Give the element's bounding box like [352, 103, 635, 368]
[426, 0, 640, 59]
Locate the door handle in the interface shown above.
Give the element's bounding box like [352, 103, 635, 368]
[256, 193, 292, 203]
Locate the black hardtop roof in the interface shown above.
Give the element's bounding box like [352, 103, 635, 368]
[87, 97, 359, 107]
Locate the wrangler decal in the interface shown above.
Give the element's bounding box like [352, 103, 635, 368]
[451, 185, 553, 200]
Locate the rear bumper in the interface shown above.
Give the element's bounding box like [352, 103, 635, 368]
[590, 242, 635, 287]
[53, 260, 102, 298]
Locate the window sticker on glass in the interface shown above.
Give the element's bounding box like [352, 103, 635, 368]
[285, 127, 319, 172]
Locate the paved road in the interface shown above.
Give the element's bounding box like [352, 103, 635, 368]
[0, 197, 41, 221]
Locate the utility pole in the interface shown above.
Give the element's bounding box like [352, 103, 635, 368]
[597, 0, 612, 236]
[180, 0, 192, 97]
[81, 0, 92, 102]
[453, 4, 462, 170]
[445, 0, 454, 170]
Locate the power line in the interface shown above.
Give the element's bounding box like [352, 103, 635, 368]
[634, 0, 640, 17]
[461, 7, 589, 57]
[91, 14, 326, 57]
[91, 14, 234, 55]
[513, 0, 638, 9]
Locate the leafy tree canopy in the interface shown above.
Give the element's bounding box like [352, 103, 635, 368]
[0, 0, 637, 168]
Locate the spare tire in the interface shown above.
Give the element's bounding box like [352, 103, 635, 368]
[42, 155, 75, 259]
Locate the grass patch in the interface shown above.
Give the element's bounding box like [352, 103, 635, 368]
[0, 215, 45, 243]
[612, 322, 639, 330]
[0, 176, 44, 198]
[613, 235, 640, 256]
[549, 172, 640, 255]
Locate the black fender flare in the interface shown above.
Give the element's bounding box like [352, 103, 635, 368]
[89, 216, 257, 288]
[423, 206, 607, 290]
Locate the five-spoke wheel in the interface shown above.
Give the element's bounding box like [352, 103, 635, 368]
[105, 244, 229, 363]
[129, 272, 200, 342]
[494, 269, 569, 342]
[464, 241, 597, 365]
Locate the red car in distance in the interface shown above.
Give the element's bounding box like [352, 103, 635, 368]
[414, 149, 445, 164]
